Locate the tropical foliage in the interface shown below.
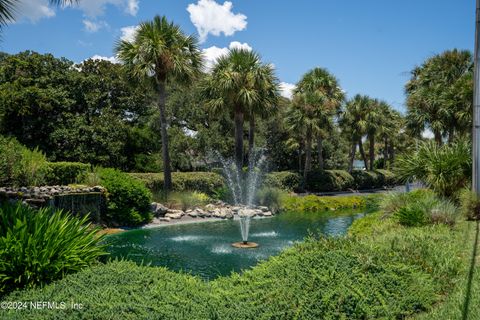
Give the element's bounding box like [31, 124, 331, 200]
[0, 201, 106, 294]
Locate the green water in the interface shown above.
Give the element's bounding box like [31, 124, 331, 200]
[105, 210, 364, 280]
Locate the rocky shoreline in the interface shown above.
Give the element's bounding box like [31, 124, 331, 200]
[146, 201, 275, 227]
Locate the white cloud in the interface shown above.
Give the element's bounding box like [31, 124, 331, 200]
[88, 55, 119, 64]
[120, 25, 140, 42]
[126, 0, 139, 15]
[228, 41, 252, 51]
[72, 0, 139, 18]
[14, 0, 55, 22]
[202, 41, 252, 71]
[187, 0, 247, 43]
[279, 82, 295, 99]
[83, 20, 108, 33]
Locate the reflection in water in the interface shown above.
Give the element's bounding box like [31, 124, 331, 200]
[105, 211, 364, 280]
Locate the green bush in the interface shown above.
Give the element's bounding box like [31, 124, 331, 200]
[168, 191, 210, 211]
[459, 188, 480, 220]
[255, 187, 288, 213]
[381, 190, 459, 226]
[130, 172, 225, 195]
[374, 169, 397, 186]
[263, 171, 302, 191]
[46, 162, 91, 185]
[96, 168, 152, 226]
[0, 136, 50, 186]
[281, 194, 369, 212]
[0, 201, 106, 294]
[395, 139, 471, 198]
[305, 170, 354, 192]
[351, 170, 381, 189]
[1, 218, 473, 319]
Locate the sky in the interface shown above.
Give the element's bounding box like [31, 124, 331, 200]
[1, 0, 475, 112]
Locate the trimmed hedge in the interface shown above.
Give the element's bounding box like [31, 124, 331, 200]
[130, 172, 225, 195]
[46, 162, 91, 185]
[97, 168, 152, 226]
[263, 171, 302, 191]
[305, 170, 355, 192]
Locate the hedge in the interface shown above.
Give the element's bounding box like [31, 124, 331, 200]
[263, 171, 302, 191]
[129, 172, 225, 195]
[281, 194, 374, 212]
[305, 170, 355, 192]
[1, 217, 474, 319]
[46, 162, 91, 185]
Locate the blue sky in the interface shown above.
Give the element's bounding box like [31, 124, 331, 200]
[1, 0, 475, 112]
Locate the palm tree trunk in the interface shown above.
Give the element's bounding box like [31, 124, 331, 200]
[348, 141, 356, 172]
[368, 134, 375, 171]
[303, 128, 312, 180]
[434, 130, 442, 145]
[358, 138, 368, 170]
[447, 127, 455, 144]
[234, 105, 244, 171]
[157, 81, 172, 191]
[317, 134, 324, 170]
[248, 112, 255, 166]
[298, 142, 303, 172]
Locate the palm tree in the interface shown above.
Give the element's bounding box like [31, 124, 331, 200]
[1, 0, 77, 31]
[293, 68, 344, 179]
[201, 49, 279, 170]
[364, 99, 383, 170]
[377, 104, 403, 168]
[339, 95, 370, 172]
[405, 49, 473, 145]
[116, 15, 202, 191]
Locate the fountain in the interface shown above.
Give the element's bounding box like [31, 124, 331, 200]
[216, 150, 266, 249]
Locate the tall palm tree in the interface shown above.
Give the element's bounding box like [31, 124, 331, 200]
[1, 0, 77, 31]
[339, 95, 370, 171]
[293, 68, 344, 179]
[364, 99, 383, 170]
[116, 15, 202, 191]
[201, 49, 279, 170]
[405, 49, 473, 145]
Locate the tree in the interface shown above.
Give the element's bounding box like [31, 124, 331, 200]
[116, 15, 202, 190]
[201, 49, 279, 170]
[339, 95, 370, 171]
[364, 99, 383, 171]
[292, 68, 344, 179]
[405, 49, 473, 145]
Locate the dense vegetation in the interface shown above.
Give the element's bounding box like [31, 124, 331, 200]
[0, 200, 477, 319]
[0, 202, 106, 295]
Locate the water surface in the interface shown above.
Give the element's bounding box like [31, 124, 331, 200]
[105, 210, 364, 279]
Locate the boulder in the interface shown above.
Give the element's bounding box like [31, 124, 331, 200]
[257, 206, 269, 212]
[262, 211, 273, 217]
[150, 202, 168, 217]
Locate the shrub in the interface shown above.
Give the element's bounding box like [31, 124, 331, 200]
[281, 194, 368, 212]
[263, 171, 302, 191]
[395, 139, 471, 198]
[0, 201, 106, 294]
[95, 168, 152, 226]
[0, 136, 50, 186]
[255, 187, 288, 213]
[374, 169, 397, 186]
[168, 191, 210, 211]
[130, 172, 225, 195]
[46, 162, 91, 185]
[305, 170, 354, 192]
[458, 188, 480, 220]
[382, 190, 460, 226]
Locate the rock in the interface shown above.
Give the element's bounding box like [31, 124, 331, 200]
[238, 208, 256, 218]
[188, 210, 198, 218]
[257, 206, 269, 212]
[24, 198, 46, 206]
[158, 217, 171, 222]
[205, 204, 216, 211]
[231, 206, 242, 213]
[151, 202, 168, 217]
[262, 211, 273, 217]
[165, 209, 184, 219]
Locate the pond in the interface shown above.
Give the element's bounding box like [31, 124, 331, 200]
[105, 210, 365, 280]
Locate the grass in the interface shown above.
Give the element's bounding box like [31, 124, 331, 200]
[0, 208, 478, 319]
